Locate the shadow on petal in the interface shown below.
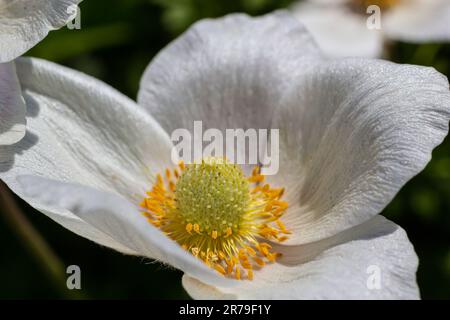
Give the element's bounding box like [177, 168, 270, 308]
[0, 130, 39, 173]
[275, 216, 398, 266]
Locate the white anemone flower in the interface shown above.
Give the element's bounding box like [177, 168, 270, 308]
[1, 12, 449, 299]
[0, 0, 82, 145]
[291, 0, 450, 58]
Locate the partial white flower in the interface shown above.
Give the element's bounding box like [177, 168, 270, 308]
[1, 12, 450, 299]
[0, 0, 82, 63]
[0, 0, 82, 144]
[291, 0, 450, 58]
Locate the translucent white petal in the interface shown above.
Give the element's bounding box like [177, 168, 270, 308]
[183, 216, 419, 299]
[291, 1, 383, 58]
[0, 57, 173, 253]
[0, 62, 26, 145]
[267, 58, 450, 244]
[18, 175, 236, 287]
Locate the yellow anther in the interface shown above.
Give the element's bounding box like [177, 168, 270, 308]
[248, 175, 265, 183]
[257, 243, 271, 256]
[266, 253, 277, 263]
[273, 207, 287, 216]
[226, 259, 234, 274]
[178, 160, 185, 171]
[212, 230, 218, 240]
[193, 223, 201, 234]
[272, 200, 288, 208]
[186, 223, 193, 234]
[276, 220, 291, 234]
[224, 227, 233, 238]
[214, 264, 227, 275]
[260, 227, 278, 238]
[260, 243, 272, 249]
[246, 246, 257, 257]
[235, 266, 241, 280]
[241, 260, 253, 270]
[253, 257, 265, 267]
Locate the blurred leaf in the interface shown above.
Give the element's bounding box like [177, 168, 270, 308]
[411, 43, 441, 66]
[29, 24, 134, 62]
[410, 190, 440, 221]
[444, 250, 450, 279]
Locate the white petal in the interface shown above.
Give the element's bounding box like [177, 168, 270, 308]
[291, 1, 383, 58]
[138, 11, 321, 138]
[0, 0, 82, 62]
[18, 175, 236, 287]
[267, 58, 450, 244]
[0, 62, 26, 145]
[0, 57, 174, 253]
[384, 0, 450, 42]
[183, 216, 420, 299]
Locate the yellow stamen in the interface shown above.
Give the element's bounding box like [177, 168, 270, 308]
[248, 175, 265, 183]
[224, 227, 232, 238]
[193, 223, 201, 234]
[214, 264, 227, 275]
[253, 257, 265, 267]
[140, 157, 290, 280]
[178, 160, 185, 171]
[246, 246, 256, 257]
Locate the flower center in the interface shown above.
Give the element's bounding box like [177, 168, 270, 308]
[141, 157, 290, 280]
[349, 0, 401, 13]
[175, 157, 249, 234]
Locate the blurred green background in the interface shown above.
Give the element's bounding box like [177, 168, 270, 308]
[0, 0, 449, 299]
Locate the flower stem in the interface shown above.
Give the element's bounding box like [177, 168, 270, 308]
[0, 182, 84, 299]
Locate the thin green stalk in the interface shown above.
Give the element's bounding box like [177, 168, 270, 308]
[0, 182, 84, 299]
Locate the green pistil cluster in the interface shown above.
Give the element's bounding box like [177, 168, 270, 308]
[174, 158, 250, 235]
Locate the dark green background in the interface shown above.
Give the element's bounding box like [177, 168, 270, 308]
[1, 0, 449, 299]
